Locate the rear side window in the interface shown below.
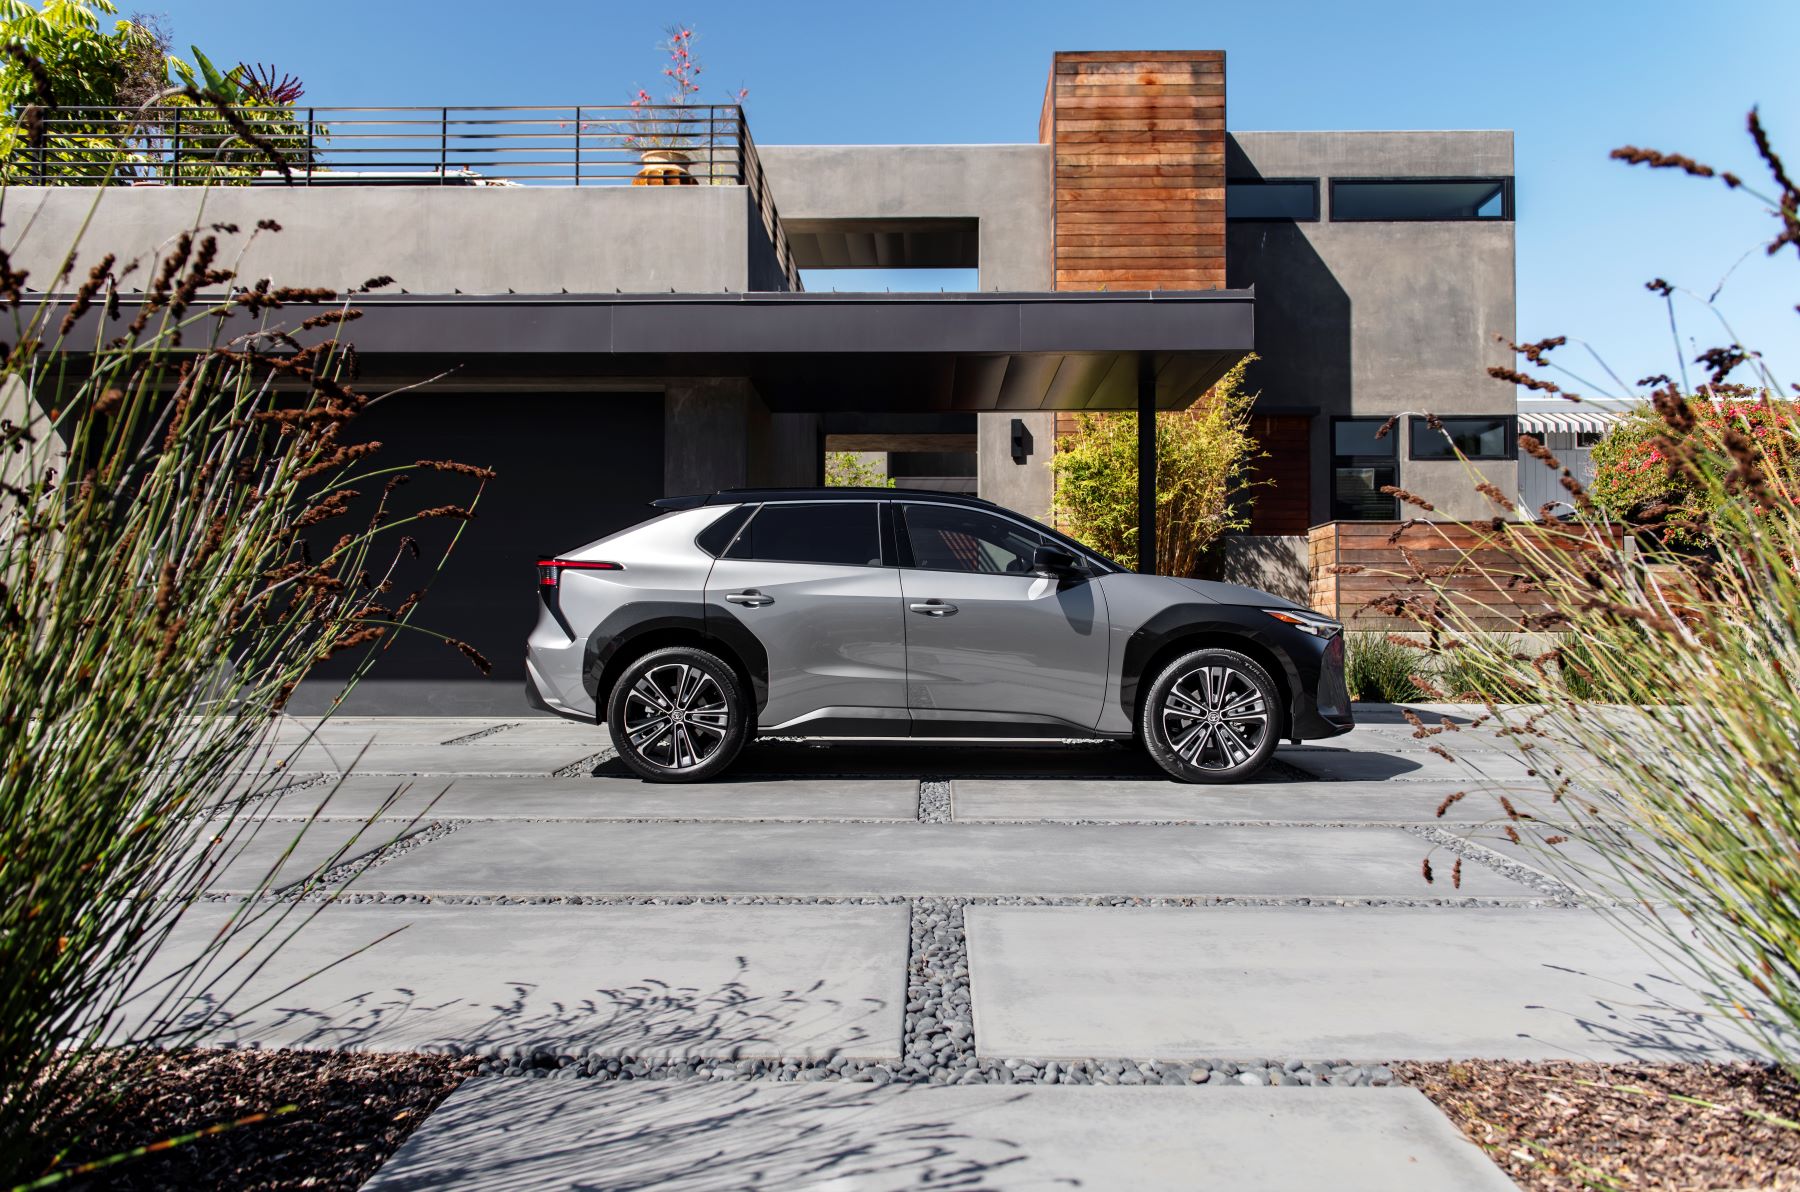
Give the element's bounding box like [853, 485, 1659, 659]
[724, 502, 882, 567]
[695, 504, 754, 557]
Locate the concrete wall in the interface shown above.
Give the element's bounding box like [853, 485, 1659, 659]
[757, 145, 1058, 514]
[1226, 131, 1518, 522]
[2, 184, 786, 295]
[977, 411, 1056, 521]
[757, 145, 1054, 291]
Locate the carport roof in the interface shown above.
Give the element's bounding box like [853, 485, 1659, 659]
[52, 288, 1255, 413]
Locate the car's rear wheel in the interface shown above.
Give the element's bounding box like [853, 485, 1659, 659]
[1141, 647, 1280, 783]
[607, 646, 749, 782]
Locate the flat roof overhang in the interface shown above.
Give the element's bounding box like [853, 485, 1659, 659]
[50, 289, 1254, 413]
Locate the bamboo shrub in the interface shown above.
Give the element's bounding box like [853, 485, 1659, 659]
[1050, 354, 1262, 575]
[0, 204, 490, 1184]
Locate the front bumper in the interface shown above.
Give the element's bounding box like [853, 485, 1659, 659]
[1289, 631, 1353, 739]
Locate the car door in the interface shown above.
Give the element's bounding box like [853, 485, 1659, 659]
[895, 501, 1111, 733]
[704, 500, 908, 732]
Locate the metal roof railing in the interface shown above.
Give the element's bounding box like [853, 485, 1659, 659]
[3, 103, 800, 288]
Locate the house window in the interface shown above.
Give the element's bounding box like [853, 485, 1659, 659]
[1226, 179, 1319, 222]
[1331, 417, 1399, 521]
[1410, 415, 1517, 461]
[1330, 178, 1512, 222]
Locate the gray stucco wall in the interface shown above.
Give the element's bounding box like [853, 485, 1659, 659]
[758, 144, 1056, 512]
[757, 145, 1054, 292]
[1, 184, 783, 295]
[1227, 131, 1518, 522]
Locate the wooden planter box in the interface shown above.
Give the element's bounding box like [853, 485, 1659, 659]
[1308, 520, 1621, 633]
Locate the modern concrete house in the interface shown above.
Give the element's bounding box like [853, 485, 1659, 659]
[12, 50, 1517, 712]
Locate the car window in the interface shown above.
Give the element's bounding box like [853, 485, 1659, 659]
[724, 502, 882, 567]
[900, 503, 1048, 574]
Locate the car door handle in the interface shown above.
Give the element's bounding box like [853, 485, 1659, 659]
[725, 590, 774, 608]
[909, 600, 958, 617]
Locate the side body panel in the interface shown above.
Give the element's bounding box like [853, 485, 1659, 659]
[897, 569, 1111, 732]
[704, 558, 907, 729]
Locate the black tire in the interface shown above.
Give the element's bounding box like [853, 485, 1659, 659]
[607, 645, 750, 782]
[1140, 647, 1281, 784]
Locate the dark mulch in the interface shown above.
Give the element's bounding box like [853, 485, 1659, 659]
[38, 1049, 477, 1191]
[1395, 1060, 1800, 1190]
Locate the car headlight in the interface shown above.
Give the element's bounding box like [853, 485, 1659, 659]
[1263, 608, 1342, 638]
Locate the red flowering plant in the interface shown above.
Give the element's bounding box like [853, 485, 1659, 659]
[626, 25, 748, 154]
[1588, 386, 1800, 549]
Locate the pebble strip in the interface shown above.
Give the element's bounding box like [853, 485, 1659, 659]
[551, 748, 618, 778]
[1407, 824, 1578, 903]
[916, 780, 952, 823]
[438, 723, 523, 746]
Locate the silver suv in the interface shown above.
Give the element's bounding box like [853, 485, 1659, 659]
[527, 489, 1351, 783]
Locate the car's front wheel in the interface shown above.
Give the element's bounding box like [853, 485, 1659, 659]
[1141, 647, 1280, 783]
[607, 646, 749, 782]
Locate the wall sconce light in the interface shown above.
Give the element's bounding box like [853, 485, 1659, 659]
[1010, 418, 1033, 464]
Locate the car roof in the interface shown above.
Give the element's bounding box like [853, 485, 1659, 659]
[652, 488, 998, 511]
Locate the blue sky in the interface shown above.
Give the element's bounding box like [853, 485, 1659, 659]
[159, 0, 1800, 396]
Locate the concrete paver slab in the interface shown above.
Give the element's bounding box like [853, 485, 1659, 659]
[273, 775, 920, 822]
[965, 906, 1767, 1062]
[242, 742, 609, 776]
[265, 718, 521, 746]
[952, 778, 1499, 824]
[129, 902, 906, 1060]
[365, 821, 1532, 898]
[363, 1081, 1515, 1192]
[200, 816, 420, 892]
[1281, 744, 1583, 785]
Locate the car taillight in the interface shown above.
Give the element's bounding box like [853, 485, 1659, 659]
[536, 558, 622, 588]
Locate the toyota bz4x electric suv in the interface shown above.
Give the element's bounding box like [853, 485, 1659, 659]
[527, 489, 1351, 782]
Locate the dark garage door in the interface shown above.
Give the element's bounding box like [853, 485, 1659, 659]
[295, 390, 664, 715]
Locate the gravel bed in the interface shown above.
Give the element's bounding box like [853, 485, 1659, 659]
[916, 779, 952, 822]
[300, 890, 1572, 908]
[437, 722, 522, 745]
[1396, 1059, 1800, 1191]
[1408, 824, 1579, 903]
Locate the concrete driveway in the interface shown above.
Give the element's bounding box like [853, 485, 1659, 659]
[142, 707, 1762, 1190]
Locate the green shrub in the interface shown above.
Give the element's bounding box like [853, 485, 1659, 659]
[1344, 633, 1428, 703]
[1050, 354, 1261, 575]
[1588, 390, 1798, 549]
[824, 451, 895, 488]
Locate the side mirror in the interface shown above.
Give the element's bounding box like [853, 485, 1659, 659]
[1032, 546, 1086, 580]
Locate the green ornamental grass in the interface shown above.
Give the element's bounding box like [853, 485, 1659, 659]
[0, 192, 488, 1182]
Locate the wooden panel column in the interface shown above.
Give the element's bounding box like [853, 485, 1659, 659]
[1040, 50, 1226, 292]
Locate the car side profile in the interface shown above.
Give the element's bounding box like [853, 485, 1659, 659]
[526, 488, 1351, 783]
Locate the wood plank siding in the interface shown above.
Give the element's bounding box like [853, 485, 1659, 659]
[1041, 51, 1227, 293]
[1244, 414, 1312, 535]
[1308, 521, 1623, 632]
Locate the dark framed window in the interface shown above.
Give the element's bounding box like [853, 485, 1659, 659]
[723, 502, 883, 567]
[1410, 415, 1517, 461]
[694, 504, 754, 557]
[897, 503, 1050, 575]
[1330, 178, 1513, 222]
[1226, 179, 1319, 222]
[1331, 417, 1399, 521]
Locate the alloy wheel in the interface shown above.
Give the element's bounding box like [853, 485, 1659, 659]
[622, 662, 732, 771]
[1159, 664, 1271, 771]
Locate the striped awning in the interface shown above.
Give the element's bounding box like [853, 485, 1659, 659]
[1518, 404, 1630, 435]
